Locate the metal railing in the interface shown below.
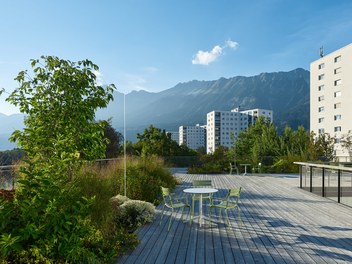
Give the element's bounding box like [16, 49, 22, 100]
[294, 162, 352, 207]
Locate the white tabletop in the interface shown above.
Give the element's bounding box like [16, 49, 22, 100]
[183, 188, 218, 194]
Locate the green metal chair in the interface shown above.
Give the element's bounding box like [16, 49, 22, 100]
[229, 162, 239, 175]
[160, 186, 190, 231]
[191, 180, 212, 221]
[209, 187, 242, 225]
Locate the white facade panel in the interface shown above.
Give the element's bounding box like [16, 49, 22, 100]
[310, 43, 352, 161]
[179, 124, 206, 150]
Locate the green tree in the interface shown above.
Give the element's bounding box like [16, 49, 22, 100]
[135, 125, 195, 157]
[311, 132, 335, 162]
[341, 131, 352, 157]
[233, 117, 279, 165]
[7, 56, 115, 178]
[0, 56, 117, 262]
[104, 121, 123, 158]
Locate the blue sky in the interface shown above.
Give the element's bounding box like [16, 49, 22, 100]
[1, 0, 352, 115]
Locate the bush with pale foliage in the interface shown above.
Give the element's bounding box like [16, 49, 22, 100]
[113, 197, 155, 230]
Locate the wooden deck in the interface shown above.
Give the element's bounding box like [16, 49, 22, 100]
[117, 173, 352, 264]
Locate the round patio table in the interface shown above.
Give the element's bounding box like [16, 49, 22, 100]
[183, 187, 218, 227]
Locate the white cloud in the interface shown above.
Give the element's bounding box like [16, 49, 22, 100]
[93, 70, 103, 86]
[192, 39, 239, 65]
[192, 45, 223, 65]
[226, 39, 239, 49]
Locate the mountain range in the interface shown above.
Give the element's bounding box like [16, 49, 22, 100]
[0, 68, 310, 150]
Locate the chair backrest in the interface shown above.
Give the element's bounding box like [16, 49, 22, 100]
[225, 187, 241, 205]
[229, 163, 239, 175]
[161, 186, 173, 207]
[192, 180, 212, 188]
[161, 186, 171, 196]
[229, 187, 241, 198]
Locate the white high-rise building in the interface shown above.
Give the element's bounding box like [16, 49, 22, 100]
[310, 43, 352, 161]
[167, 131, 179, 144]
[179, 124, 206, 150]
[239, 108, 273, 125]
[206, 107, 273, 154]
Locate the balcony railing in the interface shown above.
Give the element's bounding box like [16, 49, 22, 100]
[294, 162, 352, 207]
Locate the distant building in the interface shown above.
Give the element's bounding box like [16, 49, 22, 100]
[206, 107, 273, 154]
[167, 131, 179, 144]
[310, 43, 352, 161]
[179, 124, 206, 150]
[237, 108, 273, 125]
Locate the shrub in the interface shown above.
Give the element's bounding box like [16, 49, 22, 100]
[114, 199, 155, 231]
[69, 156, 175, 259]
[0, 167, 112, 263]
[110, 194, 130, 208]
[94, 156, 177, 204]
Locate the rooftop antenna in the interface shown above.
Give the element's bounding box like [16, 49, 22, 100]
[319, 46, 324, 58]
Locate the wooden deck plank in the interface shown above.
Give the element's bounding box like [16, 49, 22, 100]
[117, 173, 352, 264]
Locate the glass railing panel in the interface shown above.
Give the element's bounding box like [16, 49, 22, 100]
[301, 166, 310, 191]
[340, 171, 352, 207]
[312, 167, 323, 195]
[324, 169, 338, 202]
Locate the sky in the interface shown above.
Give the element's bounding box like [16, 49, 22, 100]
[1, 0, 352, 115]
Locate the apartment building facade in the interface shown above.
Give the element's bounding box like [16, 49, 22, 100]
[179, 124, 206, 150]
[310, 43, 352, 161]
[206, 107, 273, 154]
[167, 131, 179, 144]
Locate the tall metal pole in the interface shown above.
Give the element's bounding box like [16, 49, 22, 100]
[124, 93, 127, 196]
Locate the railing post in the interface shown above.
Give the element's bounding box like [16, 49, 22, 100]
[322, 168, 325, 197]
[338, 169, 341, 203]
[299, 165, 302, 188]
[309, 166, 313, 193]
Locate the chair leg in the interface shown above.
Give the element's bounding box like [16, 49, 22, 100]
[237, 206, 243, 226]
[191, 199, 195, 221]
[159, 204, 165, 225]
[168, 208, 174, 231]
[225, 209, 230, 225]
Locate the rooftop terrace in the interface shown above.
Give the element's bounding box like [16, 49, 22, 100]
[118, 173, 352, 264]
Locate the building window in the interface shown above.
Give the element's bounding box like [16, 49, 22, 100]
[318, 106, 324, 112]
[318, 85, 325, 91]
[334, 126, 341, 132]
[318, 128, 325, 134]
[334, 91, 342, 97]
[334, 114, 341, 120]
[318, 74, 325, 80]
[318, 95, 324, 102]
[334, 79, 342, 86]
[334, 102, 341, 109]
[318, 117, 324, 123]
[335, 138, 341, 144]
[318, 63, 325, 69]
[334, 55, 341, 62]
[334, 67, 341, 74]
